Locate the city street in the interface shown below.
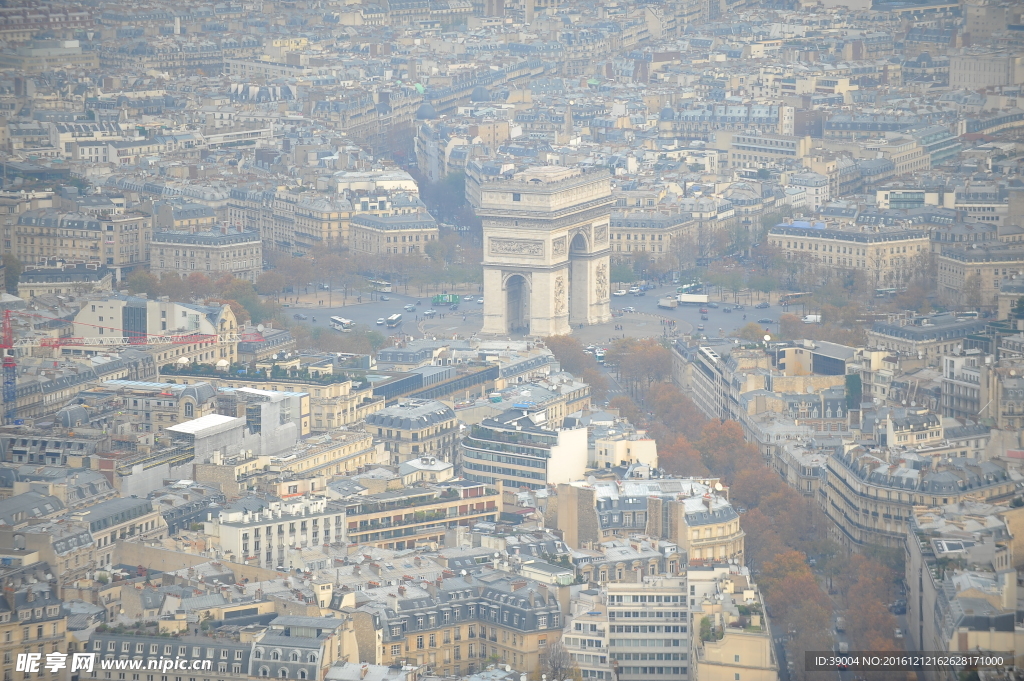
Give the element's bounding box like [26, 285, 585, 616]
[284, 284, 781, 343]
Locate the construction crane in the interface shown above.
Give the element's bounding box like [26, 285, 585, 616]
[0, 308, 243, 424]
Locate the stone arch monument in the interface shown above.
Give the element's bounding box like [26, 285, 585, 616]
[468, 165, 613, 336]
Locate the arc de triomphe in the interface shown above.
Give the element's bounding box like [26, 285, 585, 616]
[467, 165, 613, 336]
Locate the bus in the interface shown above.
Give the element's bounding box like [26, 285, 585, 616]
[677, 282, 703, 295]
[330, 316, 355, 332]
[368, 280, 393, 293]
[432, 293, 460, 305]
[778, 292, 813, 306]
[386, 314, 403, 328]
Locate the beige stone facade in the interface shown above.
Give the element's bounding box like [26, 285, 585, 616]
[470, 164, 613, 336]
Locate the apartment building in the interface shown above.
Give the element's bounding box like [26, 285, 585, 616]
[365, 399, 459, 465]
[0, 562, 68, 681]
[949, 50, 1024, 89]
[767, 224, 929, 287]
[374, 569, 564, 677]
[80, 633, 251, 681]
[609, 211, 696, 257]
[648, 494, 745, 565]
[150, 227, 262, 282]
[772, 440, 827, 498]
[269, 190, 350, 251]
[938, 246, 1024, 308]
[906, 504, 1022, 681]
[340, 479, 499, 549]
[164, 371, 384, 432]
[252, 616, 350, 681]
[691, 572, 777, 681]
[952, 183, 1009, 226]
[73, 295, 239, 364]
[349, 213, 439, 256]
[15, 209, 150, 271]
[460, 408, 588, 491]
[77, 496, 168, 566]
[715, 131, 813, 168]
[563, 576, 690, 681]
[659, 104, 795, 140]
[0, 39, 98, 73]
[787, 172, 829, 211]
[17, 261, 112, 299]
[866, 313, 989, 365]
[821, 447, 1015, 550]
[556, 472, 724, 551]
[204, 495, 347, 568]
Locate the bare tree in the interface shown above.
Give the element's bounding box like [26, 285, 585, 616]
[542, 640, 578, 681]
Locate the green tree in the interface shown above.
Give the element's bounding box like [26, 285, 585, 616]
[125, 269, 160, 298]
[1013, 296, 1024, 320]
[963, 273, 983, 310]
[2, 254, 22, 294]
[544, 335, 600, 375]
[255, 271, 286, 299]
[610, 262, 634, 286]
[731, 322, 770, 343]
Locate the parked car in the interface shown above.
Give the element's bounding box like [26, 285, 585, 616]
[757, 318, 775, 324]
[613, 289, 628, 296]
[756, 301, 770, 309]
[376, 318, 385, 325]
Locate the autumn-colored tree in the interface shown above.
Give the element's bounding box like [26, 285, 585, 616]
[605, 338, 673, 400]
[255, 271, 287, 299]
[609, 395, 642, 425]
[157, 272, 190, 303]
[581, 368, 609, 401]
[184, 273, 215, 300]
[740, 509, 788, 568]
[207, 298, 250, 324]
[647, 383, 707, 440]
[545, 335, 600, 376]
[758, 550, 830, 628]
[125, 269, 160, 298]
[694, 420, 760, 480]
[658, 434, 708, 477]
[787, 600, 835, 681]
[731, 322, 771, 343]
[730, 468, 787, 510]
[778, 313, 804, 340]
